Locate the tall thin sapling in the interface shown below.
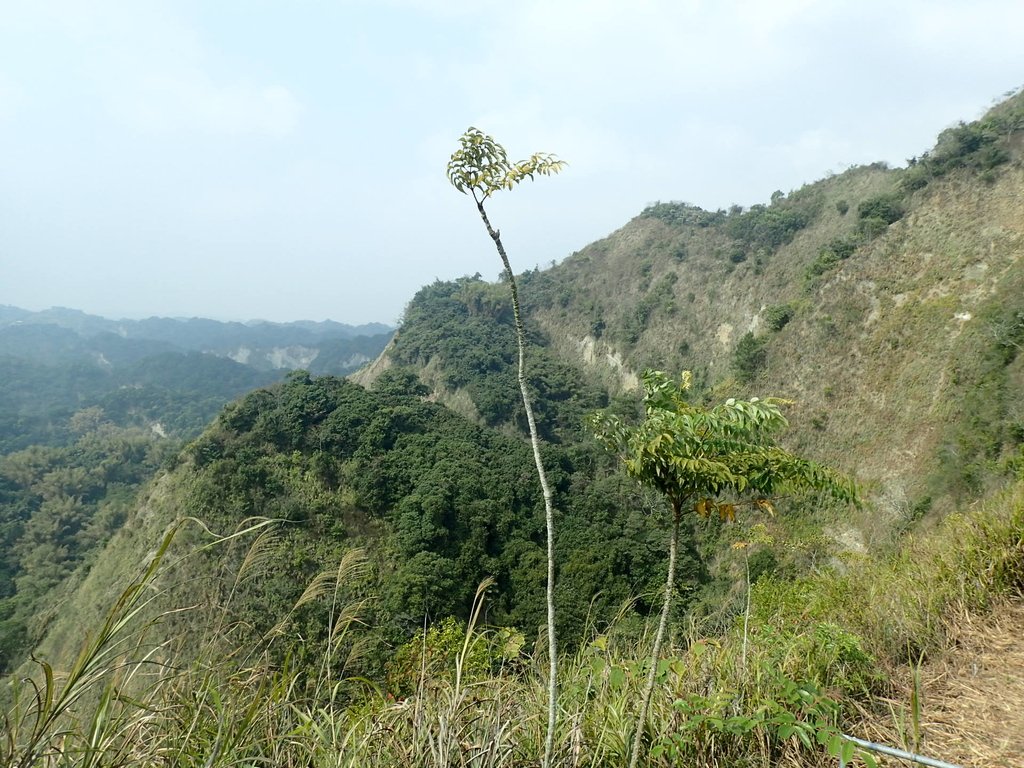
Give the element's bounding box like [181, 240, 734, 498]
[447, 127, 566, 768]
[590, 370, 858, 768]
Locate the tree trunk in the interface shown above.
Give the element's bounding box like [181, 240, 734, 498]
[630, 498, 681, 768]
[476, 198, 559, 768]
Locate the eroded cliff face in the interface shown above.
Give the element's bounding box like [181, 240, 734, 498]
[226, 344, 320, 369]
[801, 170, 1023, 518]
[348, 337, 394, 388]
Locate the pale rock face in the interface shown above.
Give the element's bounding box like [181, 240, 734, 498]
[226, 345, 320, 369]
[265, 346, 319, 369]
[575, 334, 639, 391]
[338, 353, 371, 369]
[605, 348, 640, 391]
[858, 281, 881, 326]
[716, 323, 733, 347]
[829, 524, 866, 554]
[349, 339, 394, 388]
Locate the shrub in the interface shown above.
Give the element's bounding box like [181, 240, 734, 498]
[806, 236, 859, 281]
[762, 304, 795, 332]
[857, 194, 904, 225]
[805, 251, 840, 281]
[641, 201, 726, 228]
[724, 199, 821, 252]
[732, 332, 767, 383]
[826, 236, 858, 260]
[897, 94, 1023, 191]
[617, 274, 679, 345]
[385, 617, 525, 697]
[900, 165, 930, 192]
[858, 217, 890, 239]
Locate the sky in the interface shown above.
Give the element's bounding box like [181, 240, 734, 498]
[1, 1, 1023, 325]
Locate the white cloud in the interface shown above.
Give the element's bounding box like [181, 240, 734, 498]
[372, 0, 504, 15]
[904, 0, 1024, 58]
[774, 129, 857, 181]
[5, 0, 1024, 323]
[461, 0, 807, 106]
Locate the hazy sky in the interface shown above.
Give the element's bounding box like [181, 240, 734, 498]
[2, 1, 1022, 325]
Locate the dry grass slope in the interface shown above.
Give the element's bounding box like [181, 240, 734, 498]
[866, 600, 1024, 767]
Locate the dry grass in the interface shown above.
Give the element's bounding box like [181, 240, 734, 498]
[864, 599, 1024, 768]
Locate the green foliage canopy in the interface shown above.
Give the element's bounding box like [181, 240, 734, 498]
[181, 373, 672, 674]
[0, 417, 175, 673]
[592, 370, 855, 768]
[590, 370, 857, 517]
[447, 127, 566, 201]
[732, 332, 768, 384]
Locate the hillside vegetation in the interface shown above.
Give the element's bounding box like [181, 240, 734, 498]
[5, 470, 1022, 766]
[22, 371, 699, 680]
[396, 89, 1024, 539]
[3, 88, 1024, 767]
[0, 309, 394, 452]
[0, 313, 393, 675]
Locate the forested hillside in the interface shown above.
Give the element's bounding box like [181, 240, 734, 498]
[4, 89, 1024, 767]
[0, 307, 393, 376]
[0, 416, 175, 670]
[0, 312, 393, 673]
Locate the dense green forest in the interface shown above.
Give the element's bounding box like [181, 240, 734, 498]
[176, 370, 703, 677]
[0, 306, 391, 360]
[391, 276, 610, 441]
[0, 416, 176, 670]
[0, 309, 395, 452]
[0, 345, 279, 672]
[0, 352, 277, 452]
[0, 311, 393, 673]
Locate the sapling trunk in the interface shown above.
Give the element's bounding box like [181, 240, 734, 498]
[629, 497, 681, 768]
[474, 196, 559, 768]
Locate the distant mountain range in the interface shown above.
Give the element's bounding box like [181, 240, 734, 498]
[0, 306, 394, 374]
[0, 306, 395, 451]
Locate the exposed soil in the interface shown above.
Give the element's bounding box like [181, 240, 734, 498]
[864, 600, 1024, 767]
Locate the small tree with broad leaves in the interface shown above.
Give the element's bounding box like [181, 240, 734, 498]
[589, 370, 858, 768]
[447, 127, 566, 768]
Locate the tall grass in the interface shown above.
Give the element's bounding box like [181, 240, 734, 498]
[4, 479, 1023, 767]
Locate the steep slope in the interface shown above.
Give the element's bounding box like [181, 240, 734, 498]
[376, 89, 1024, 548]
[0, 311, 394, 674]
[887, 599, 1024, 766]
[537, 162, 1023, 527]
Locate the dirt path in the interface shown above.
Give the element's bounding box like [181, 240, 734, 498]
[871, 600, 1024, 767]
